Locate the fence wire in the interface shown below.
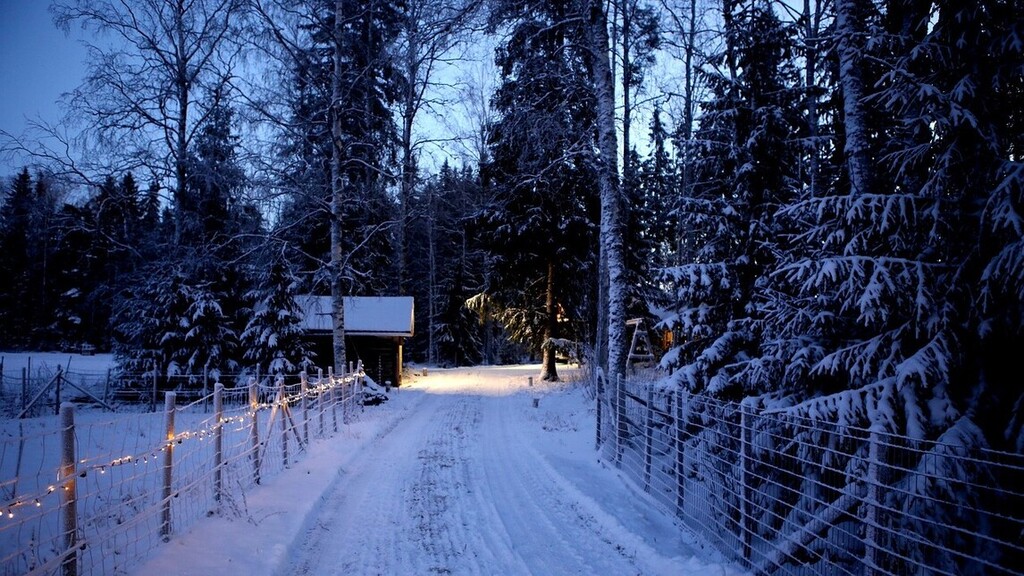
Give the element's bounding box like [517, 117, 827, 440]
[597, 374, 1024, 576]
[0, 369, 365, 576]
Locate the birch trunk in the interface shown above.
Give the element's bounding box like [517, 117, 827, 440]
[330, 0, 348, 374]
[587, 0, 627, 379]
[835, 0, 873, 196]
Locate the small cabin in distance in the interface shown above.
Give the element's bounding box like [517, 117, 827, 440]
[298, 295, 414, 387]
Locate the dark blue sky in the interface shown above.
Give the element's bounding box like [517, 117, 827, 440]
[0, 1, 87, 177]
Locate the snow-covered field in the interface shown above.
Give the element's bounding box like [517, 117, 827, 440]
[125, 363, 746, 576]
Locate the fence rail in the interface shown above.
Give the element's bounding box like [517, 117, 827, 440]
[0, 365, 367, 576]
[596, 372, 1024, 576]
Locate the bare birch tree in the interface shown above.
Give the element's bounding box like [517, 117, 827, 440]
[585, 0, 627, 378]
[50, 0, 245, 241]
[394, 0, 483, 294]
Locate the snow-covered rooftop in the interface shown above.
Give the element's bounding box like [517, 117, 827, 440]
[298, 295, 414, 337]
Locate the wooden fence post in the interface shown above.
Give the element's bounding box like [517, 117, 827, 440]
[675, 389, 686, 516]
[355, 360, 365, 420]
[214, 383, 224, 505]
[103, 369, 111, 405]
[161, 392, 176, 541]
[300, 372, 310, 445]
[643, 385, 655, 493]
[21, 367, 27, 414]
[739, 403, 752, 563]
[54, 367, 63, 416]
[249, 379, 260, 485]
[317, 370, 325, 437]
[60, 403, 78, 576]
[277, 377, 288, 468]
[328, 367, 338, 433]
[346, 362, 354, 424]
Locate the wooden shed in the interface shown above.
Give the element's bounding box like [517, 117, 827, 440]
[298, 295, 415, 386]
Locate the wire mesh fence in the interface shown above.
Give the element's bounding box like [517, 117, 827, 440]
[0, 366, 366, 576]
[0, 355, 341, 418]
[596, 373, 1024, 576]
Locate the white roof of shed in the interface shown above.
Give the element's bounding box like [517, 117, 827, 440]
[298, 295, 414, 337]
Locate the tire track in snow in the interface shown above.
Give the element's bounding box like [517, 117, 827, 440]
[279, 371, 698, 576]
[279, 391, 521, 575]
[475, 392, 662, 575]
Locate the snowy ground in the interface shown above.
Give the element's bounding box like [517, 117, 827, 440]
[128, 364, 747, 576]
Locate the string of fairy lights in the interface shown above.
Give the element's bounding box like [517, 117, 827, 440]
[0, 371, 363, 521]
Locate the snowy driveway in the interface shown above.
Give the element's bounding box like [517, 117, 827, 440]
[134, 365, 742, 576]
[281, 366, 731, 576]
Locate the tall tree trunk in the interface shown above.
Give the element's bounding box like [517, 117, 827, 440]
[621, 2, 632, 181]
[541, 259, 559, 381]
[587, 0, 626, 379]
[427, 179, 437, 365]
[803, 0, 821, 199]
[676, 0, 698, 266]
[398, 17, 419, 296]
[835, 0, 873, 196]
[330, 0, 348, 374]
[174, 3, 189, 245]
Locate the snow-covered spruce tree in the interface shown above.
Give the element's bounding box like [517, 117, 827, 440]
[112, 265, 191, 382]
[866, 3, 1024, 569]
[738, 2, 1024, 572]
[873, 0, 1024, 451]
[623, 147, 657, 321]
[66, 172, 148, 350]
[0, 170, 66, 348]
[242, 250, 314, 376]
[0, 169, 40, 348]
[761, 0, 1021, 436]
[482, 0, 601, 381]
[114, 267, 236, 384]
[660, 0, 803, 398]
[112, 97, 256, 387]
[638, 108, 678, 278]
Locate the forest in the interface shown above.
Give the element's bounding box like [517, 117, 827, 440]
[1, 0, 1022, 455]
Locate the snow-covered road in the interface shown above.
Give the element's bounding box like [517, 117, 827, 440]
[134, 365, 744, 576]
[280, 366, 730, 575]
